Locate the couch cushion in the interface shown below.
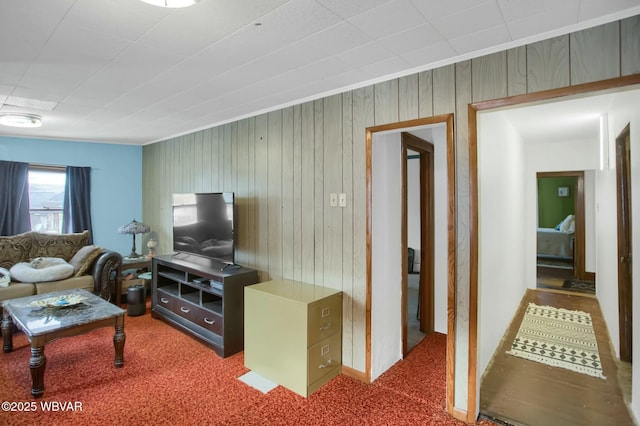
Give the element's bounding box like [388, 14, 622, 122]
[0, 232, 33, 269]
[10, 258, 75, 283]
[69, 245, 104, 277]
[0, 283, 36, 304]
[29, 230, 89, 262]
[34, 276, 94, 294]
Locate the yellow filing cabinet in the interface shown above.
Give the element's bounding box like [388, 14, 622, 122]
[244, 279, 342, 397]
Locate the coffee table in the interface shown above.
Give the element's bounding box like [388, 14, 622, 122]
[1, 289, 125, 397]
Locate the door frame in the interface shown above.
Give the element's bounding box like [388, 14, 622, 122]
[366, 114, 456, 414]
[616, 123, 632, 362]
[402, 131, 435, 355]
[467, 74, 640, 423]
[536, 171, 588, 280]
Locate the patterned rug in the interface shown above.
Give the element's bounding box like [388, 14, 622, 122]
[506, 303, 605, 379]
[562, 279, 595, 294]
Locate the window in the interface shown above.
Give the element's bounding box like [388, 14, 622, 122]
[28, 166, 66, 233]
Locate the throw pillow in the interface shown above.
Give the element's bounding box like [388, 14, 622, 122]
[29, 230, 89, 261]
[10, 257, 74, 283]
[69, 245, 104, 277]
[0, 267, 10, 287]
[0, 232, 33, 270]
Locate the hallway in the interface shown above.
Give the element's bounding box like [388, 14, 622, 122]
[479, 289, 634, 425]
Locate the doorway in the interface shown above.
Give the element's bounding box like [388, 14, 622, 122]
[616, 123, 632, 363]
[536, 171, 589, 291]
[366, 114, 456, 414]
[402, 132, 434, 354]
[468, 77, 640, 423]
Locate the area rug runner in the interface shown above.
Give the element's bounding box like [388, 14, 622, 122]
[562, 279, 596, 294]
[506, 303, 605, 379]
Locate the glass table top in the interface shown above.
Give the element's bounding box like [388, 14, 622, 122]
[3, 289, 125, 337]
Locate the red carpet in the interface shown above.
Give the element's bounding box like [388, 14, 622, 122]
[0, 303, 494, 425]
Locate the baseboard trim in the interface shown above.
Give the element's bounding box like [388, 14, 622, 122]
[451, 407, 468, 422]
[341, 365, 369, 383]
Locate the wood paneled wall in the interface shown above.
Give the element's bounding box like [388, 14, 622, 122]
[142, 16, 640, 413]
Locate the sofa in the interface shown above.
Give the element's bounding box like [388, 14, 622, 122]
[0, 231, 122, 306]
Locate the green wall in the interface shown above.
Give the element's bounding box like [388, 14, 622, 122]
[537, 177, 575, 228]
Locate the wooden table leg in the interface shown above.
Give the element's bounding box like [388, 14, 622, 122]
[2, 311, 13, 353]
[29, 345, 46, 398]
[113, 315, 125, 367]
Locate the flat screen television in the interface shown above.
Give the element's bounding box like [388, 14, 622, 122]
[172, 192, 235, 264]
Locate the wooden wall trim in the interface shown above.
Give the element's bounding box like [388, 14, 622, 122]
[452, 407, 468, 423]
[467, 104, 479, 423]
[467, 74, 640, 423]
[445, 113, 456, 416]
[470, 74, 640, 110]
[341, 365, 369, 383]
[365, 127, 373, 383]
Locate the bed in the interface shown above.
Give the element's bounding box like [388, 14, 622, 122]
[536, 227, 574, 259]
[537, 213, 575, 259]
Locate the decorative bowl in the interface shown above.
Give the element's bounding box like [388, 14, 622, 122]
[29, 294, 87, 309]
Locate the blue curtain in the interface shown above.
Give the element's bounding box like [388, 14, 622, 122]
[62, 166, 94, 244]
[0, 160, 31, 236]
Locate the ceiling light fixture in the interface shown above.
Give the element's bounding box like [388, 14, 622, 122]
[140, 0, 199, 8]
[0, 113, 42, 128]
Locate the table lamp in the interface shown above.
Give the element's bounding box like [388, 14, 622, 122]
[118, 219, 150, 258]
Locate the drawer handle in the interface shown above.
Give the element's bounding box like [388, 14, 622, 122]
[160, 298, 169, 304]
[319, 322, 332, 331]
[180, 306, 190, 313]
[203, 317, 216, 325]
[319, 359, 334, 369]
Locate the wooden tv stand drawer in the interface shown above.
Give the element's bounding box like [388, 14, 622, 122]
[151, 254, 259, 357]
[171, 298, 223, 335]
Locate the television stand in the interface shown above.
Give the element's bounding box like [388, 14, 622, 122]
[151, 254, 259, 357]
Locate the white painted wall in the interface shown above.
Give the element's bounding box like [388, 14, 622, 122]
[624, 95, 640, 426]
[477, 112, 528, 378]
[371, 124, 450, 380]
[601, 89, 640, 422]
[371, 132, 403, 381]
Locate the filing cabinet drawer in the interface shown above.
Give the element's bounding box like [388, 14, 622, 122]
[308, 293, 342, 344]
[307, 333, 342, 384]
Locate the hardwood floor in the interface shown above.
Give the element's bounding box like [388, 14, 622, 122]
[479, 289, 635, 426]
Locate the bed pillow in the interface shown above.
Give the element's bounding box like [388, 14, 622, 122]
[10, 257, 74, 283]
[559, 214, 575, 233]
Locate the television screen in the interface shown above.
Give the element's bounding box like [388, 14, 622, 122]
[172, 192, 235, 263]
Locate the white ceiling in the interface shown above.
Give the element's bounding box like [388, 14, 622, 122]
[496, 85, 640, 144]
[1, 0, 639, 145]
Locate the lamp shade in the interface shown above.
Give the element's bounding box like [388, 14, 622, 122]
[118, 219, 150, 258]
[118, 219, 150, 235]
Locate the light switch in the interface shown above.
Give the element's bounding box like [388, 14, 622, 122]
[330, 193, 338, 207]
[339, 193, 347, 207]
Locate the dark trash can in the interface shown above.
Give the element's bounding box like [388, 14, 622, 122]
[127, 284, 146, 317]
